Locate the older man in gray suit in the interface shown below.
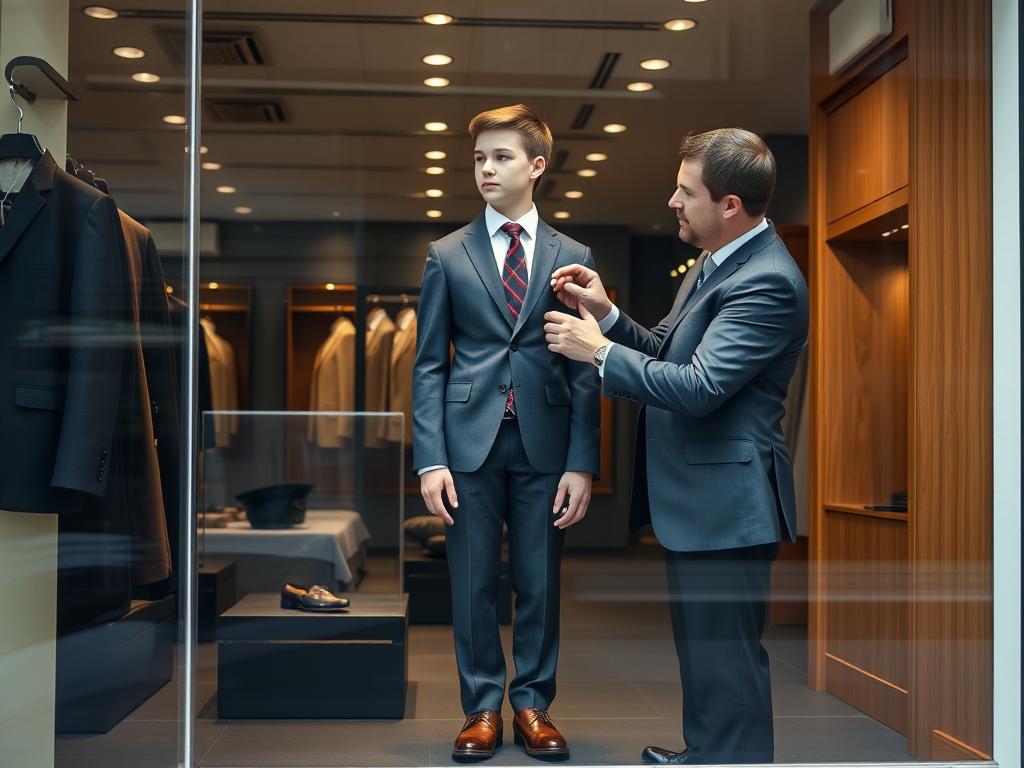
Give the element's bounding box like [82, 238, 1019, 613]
[546, 128, 808, 765]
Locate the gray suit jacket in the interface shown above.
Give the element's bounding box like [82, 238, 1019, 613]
[604, 224, 808, 552]
[413, 214, 600, 476]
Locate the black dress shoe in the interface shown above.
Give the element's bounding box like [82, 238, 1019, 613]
[641, 746, 692, 765]
[280, 582, 350, 612]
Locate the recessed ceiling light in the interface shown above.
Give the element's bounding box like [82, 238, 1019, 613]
[422, 13, 454, 25]
[332, 211, 342, 218]
[208, 282, 220, 290]
[425, 166, 445, 175]
[424, 77, 450, 88]
[603, 123, 627, 134]
[882, 231, 891, 237]
[425, 121, 448, 132]
[627, 81, 654, 92]
[132, 72, 161, 84]
[234, 206, 252, 215]
[216, 185, 236, 194]
[577, 169, 597, 177]
[585, 152, 608, 162]
[425, 150, 447, 160]
[325, 283, 336, 291]
[901, 223, 909, 229]
[565, 190, 584, 199]
[553, 211, 571, 220]
[165, 285, 174, 294]
[201, 162, 222, 171]
[425, 189, 444, 198]
[422, 53, 453, 66]
[200, 145, 209, 154]
[113, 46, 146, 60]
[426, 210, 443, 218]
[664, 19, 698, 31]
[679, 265, 688, 274]
[162, 114, 186, 125]
[670, 270, 678, 277]
[84, 6, 118, 20]
[684, 0, 708, 3]
[687, 258, 696, 267]
[640, 58, 671, 71]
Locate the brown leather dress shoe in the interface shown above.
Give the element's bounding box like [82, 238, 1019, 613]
[513, 708, 569, 759]
[453, 710, 503, 760]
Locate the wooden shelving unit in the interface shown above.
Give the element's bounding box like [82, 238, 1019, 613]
[808, 0, 992, 760]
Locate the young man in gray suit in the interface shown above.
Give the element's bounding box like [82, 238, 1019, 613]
[413, 104, 600, 761]
[546, 128, 808, 764]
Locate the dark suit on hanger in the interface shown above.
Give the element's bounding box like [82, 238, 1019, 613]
[602, 223, 808, 764]
[413, 214, 600, 714]
[0, 150, 128, 515]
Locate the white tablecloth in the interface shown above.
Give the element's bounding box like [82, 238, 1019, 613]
[201, 510, 370, 584]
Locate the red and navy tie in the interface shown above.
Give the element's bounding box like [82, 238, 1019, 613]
[500, 222, 527, 416]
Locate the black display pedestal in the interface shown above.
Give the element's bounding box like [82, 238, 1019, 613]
[55, 594, 175, 734]
[404, 549, 512, 625]
[217, 593, 408, 719]
[198, 558, 237, 642]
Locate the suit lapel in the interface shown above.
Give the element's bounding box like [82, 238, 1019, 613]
[0, 151, 55, 266]
[462, 215, 514, 328]
[512, 221, 559, 338]
[659, 225, 777, 353]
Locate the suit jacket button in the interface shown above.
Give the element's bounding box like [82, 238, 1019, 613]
[498, 384, 508, 394]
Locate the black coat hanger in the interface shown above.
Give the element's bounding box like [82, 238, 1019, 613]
[0, 83, 43, 161]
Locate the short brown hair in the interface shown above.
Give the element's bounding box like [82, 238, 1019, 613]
[679, 128, 776, 217]
[468, 104, 553, 163]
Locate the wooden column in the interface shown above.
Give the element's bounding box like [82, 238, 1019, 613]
[909, 0, 993, 759]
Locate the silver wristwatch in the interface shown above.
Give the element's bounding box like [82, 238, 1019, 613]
[593, 344, 610, 369]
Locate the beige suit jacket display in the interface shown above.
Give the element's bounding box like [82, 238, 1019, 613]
[307, 316, 356, 447]
[387, 307, 416, 445]
[365, 307, 396, 447]
[200, 318, 239, 448]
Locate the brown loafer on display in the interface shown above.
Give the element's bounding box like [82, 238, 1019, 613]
[453, 710, 503, 760]
[279, 582, 350, 612]
[513, 708, 569, 759]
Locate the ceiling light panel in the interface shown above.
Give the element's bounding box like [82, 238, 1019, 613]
[114, 46, 146, 60]
[422, 53, 453, 66]
[640, 58, 671, 71]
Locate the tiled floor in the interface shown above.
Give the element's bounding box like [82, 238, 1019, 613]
[55, 550, 914, 767]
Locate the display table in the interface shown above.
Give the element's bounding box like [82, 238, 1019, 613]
[55, 594, 175, 733]
[201, 510, 370, 594]
[217, 592, 408, 719]
[198, 558, 237, 642]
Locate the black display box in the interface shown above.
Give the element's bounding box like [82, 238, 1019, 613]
[217, 593, 408, 719]
[198, 558, 237, 642]
[404, 549, 512, 625]
[55, 594, 175, 733]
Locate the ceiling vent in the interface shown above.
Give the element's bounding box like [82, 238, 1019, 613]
[589, 52, 621, 90]
[157, 28, 266, 66]
[548, 150, 569, 174]
[570, 104, 595, 131]
[205, 99, 287, 124]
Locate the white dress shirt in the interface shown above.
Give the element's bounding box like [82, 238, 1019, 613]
[598, 218, 769, 376]
[418, 204, 541, 477]
[486, 203, 539, 278]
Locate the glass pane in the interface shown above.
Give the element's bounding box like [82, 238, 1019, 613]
[189, 2, 996, 766]
[0, 2, 192, 767]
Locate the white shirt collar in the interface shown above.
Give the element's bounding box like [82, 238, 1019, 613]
[485, 203, 539, 241]
[708, 218, 770, 267]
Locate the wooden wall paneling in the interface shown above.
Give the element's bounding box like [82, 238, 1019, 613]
[824, 509, 909, 733]
[807, 33, 829, 690]
[826, 58, 910, 223]
[820, 241, 909, 507]
[909, 0, 992, 759]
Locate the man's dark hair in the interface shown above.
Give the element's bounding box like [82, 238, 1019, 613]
[679, 128, 776, 217]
